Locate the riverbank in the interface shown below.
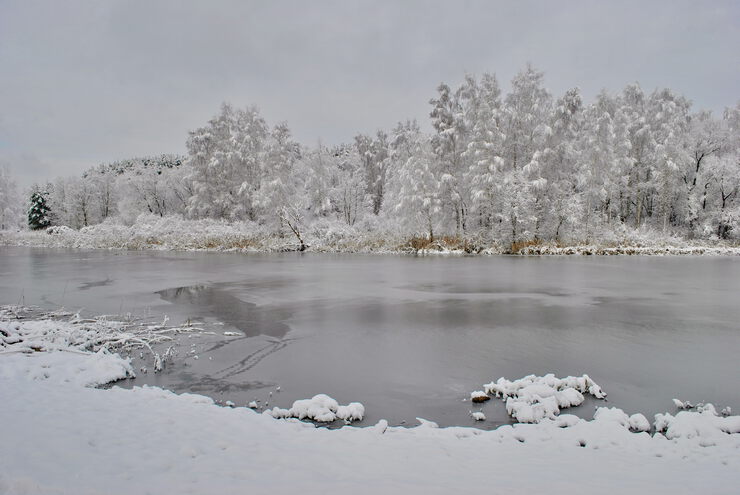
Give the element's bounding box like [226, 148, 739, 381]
[2, 306, 739, 494]
[2, 215, 739, 255]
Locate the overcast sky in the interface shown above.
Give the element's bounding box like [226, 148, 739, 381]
[1, 0, 738, 186]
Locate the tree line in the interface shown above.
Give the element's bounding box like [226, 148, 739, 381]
[19, 65, 740, 245]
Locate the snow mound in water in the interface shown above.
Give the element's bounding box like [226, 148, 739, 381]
[655, 404, 740, 446]
[479, 373, 607, 423]
[267, 394, 365, 423]
[471, 411, 486, 421]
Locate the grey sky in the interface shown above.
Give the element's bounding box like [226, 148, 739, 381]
[1, 0, 738, 186]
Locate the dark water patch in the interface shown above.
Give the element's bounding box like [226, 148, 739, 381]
[403, 282, 571, 298]
[219, 278, 290, 291]
[78, 277, 113, 291]
[167, 374, 275, 394]
[157, 284, 290, 339]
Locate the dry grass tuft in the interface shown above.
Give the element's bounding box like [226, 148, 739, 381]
[509, 239, 543, 254]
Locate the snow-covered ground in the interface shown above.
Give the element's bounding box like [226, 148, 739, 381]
[2, 307, 739, 494]
[2, 215, 739, 255]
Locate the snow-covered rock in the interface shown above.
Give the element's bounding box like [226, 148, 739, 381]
[628, 413, 651, 432]
[470, 390, 490, 403]
[673, 398, 694, 410]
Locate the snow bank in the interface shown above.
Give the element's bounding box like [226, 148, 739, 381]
[267, 394, 365, 423]
[0, 348, 135, 388]
[0, 215, 404, 254]
[3, 370, 738, 495]
[2, 215, 739, 256]
[516, 243, 740, 256]
[655, 405, 740, 447]
[2, 311, 740, 493]
[480, 373, 606, 423]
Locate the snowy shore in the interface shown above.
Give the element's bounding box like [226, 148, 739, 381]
[2, 307, 739, 494]
[2, 216, 739, 256]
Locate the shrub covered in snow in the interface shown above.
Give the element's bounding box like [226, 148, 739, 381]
[655, 404, 740, 445]
[0, 305, 200, 375]
[266, 394, 365, 423]
[478, 373, 607, 423]
[3, 213, 739, 255]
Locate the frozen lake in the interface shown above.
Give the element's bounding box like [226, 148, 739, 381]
[2, 246, 739, 427]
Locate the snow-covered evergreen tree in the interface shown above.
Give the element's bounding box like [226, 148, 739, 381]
[28, 189, 52, 230]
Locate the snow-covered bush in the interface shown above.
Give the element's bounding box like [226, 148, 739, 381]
[266, 394, 365, 423]
[477, 374, 606, 423]
[0, 305, 201, 376]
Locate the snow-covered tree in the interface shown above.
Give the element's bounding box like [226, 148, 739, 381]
[186, 104, 268, 220]
[117, 168, 171, 222]
[502, 64, 552, 170]
[393, 134, 442, 241]
[254, 122, 306, 248]
[28, 189, 52, 230]
[702, 152, 740, 238]
[0, 166, 23, 230]
[540, 87, 586, 240]
[355, 131, 389, 215]
[302, 143, 335, 219]
[25, 66, 740, 245]
[500, 65, 552, 241]
[647, 89, 691, 232]
[384, 120, 421, 216]
[576, 90, 631, 238]
[463, 73, 505, 234]
[430, 82, 470, 234]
